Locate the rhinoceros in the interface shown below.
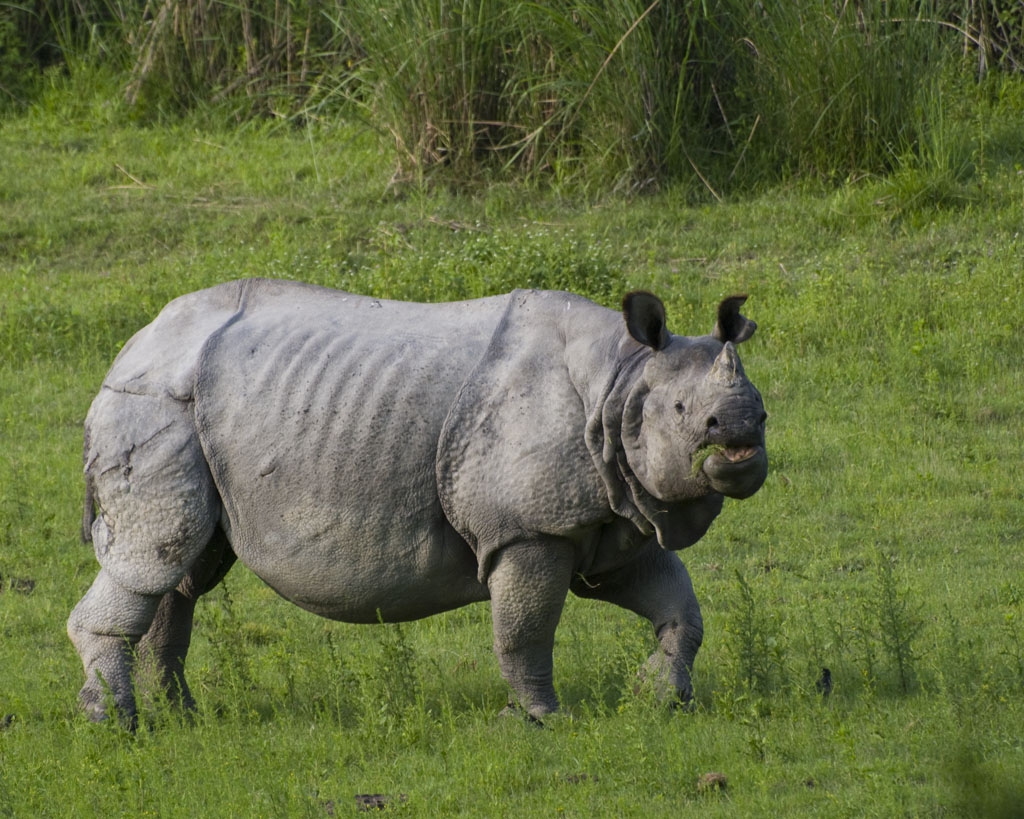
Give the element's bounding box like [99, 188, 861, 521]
[69, 278, 767, 726]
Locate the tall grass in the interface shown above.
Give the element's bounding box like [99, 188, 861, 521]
[326, 0, 967, 191]
[938, 0, 1024, 74]
[119, 0, 345, 116]
[734, 2, 949, 183]
[6, 0, 1020, 190]
[0, 0, 345, 117]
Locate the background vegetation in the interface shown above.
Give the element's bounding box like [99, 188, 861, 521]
[2, 1, 1024, 816]
[1, 0, 1023, 191]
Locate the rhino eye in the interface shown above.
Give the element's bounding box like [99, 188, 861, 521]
[673, 400, 685, 415]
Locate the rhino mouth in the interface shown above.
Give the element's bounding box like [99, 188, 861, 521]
[700, 444, 767, 499]
[718, 446, 759, 463]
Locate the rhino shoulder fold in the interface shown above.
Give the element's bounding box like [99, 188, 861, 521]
[436, 291, 613, 582]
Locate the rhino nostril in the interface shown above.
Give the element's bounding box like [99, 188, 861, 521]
[760, 412, 768, 424]
[706, 416, 719, 429]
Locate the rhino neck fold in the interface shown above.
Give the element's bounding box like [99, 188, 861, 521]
[582, 348, 655, 537]
[582, 347, 722, 551]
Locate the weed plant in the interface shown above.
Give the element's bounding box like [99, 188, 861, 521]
[1, 70, 1024, 816]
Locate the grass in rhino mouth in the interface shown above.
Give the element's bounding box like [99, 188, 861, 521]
[691, 444, 727, 476]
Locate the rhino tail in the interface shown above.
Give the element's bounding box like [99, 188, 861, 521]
[81, 473, 95, 544]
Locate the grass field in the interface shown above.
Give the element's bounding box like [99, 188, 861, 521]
[2, 75, 1024, 816]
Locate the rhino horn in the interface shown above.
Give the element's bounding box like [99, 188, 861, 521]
[712, 295, 756, 344]
[708, 341, 742, 386]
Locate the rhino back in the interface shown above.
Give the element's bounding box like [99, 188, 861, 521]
[193, 282, 508, 620]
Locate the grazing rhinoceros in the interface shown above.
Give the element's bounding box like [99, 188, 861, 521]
[69, 278, 767, 726]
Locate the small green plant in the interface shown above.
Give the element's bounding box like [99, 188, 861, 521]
[933, 605, 976, 709]
[194, 581, 261, 721]
[871, 551, 924, 695]
[999, 606, 1024, 691]
[354, 619, 421, 742]
[724, 570, 783, 697]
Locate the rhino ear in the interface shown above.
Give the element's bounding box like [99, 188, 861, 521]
[713, 295, 756, 344]
[623, 291, 670, 351]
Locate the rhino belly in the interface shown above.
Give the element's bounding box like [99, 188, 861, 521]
[193, 294, 496, 621]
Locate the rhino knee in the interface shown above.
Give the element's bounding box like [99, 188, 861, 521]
[69, 570, 161, 639]
[90, 513, 212, 596]
[657, 609, 703, 662]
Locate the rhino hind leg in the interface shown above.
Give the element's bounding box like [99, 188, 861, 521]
[135, 527, 236, 713]
[67, 569, 162, 727]
[68, 531, 232, 728]
[68, 521, 226, 728]
[70, 392, 222, 727]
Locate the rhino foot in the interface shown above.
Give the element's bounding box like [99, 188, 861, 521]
[638, 650, 696, 705]
[77, 683, 139, 732]
[499, 700, 546, 728]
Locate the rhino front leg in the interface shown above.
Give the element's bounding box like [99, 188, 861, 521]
[571, 543, 704, 705]
[487, 539, 575, 720]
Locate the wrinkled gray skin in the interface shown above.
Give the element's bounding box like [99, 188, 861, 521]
[69, 279, 767, 727]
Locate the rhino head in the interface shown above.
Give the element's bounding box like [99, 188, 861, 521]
[610, 292, 767, 543]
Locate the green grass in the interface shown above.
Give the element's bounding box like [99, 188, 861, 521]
[2, 77, 1024, 816]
